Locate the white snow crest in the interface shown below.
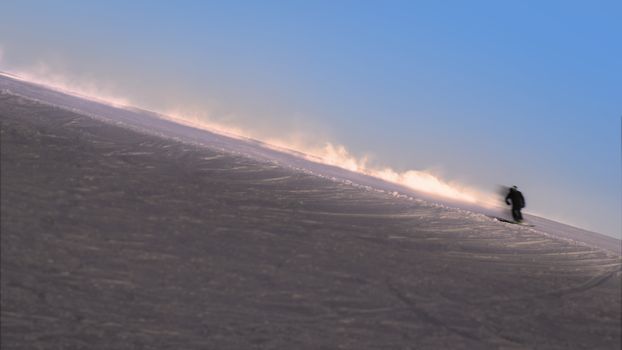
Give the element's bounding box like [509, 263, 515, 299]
[2, 67, 494, 206]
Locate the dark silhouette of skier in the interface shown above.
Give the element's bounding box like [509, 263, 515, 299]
[505, 186, 525, 222]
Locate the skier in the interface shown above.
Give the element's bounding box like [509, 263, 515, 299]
[505, 186, 525, 222]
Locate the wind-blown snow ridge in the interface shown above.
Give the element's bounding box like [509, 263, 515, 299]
[165, 111, 491, 205]
[0, 69, 492, 205]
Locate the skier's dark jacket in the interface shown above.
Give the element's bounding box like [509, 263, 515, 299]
[505, 188, 525, 209]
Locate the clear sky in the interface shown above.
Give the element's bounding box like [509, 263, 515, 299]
[1, 0, 620, 238]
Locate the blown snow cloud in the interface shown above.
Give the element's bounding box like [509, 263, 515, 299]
[164, 108, 492, 205]
[1, 65, 492, 206]
[298, 143, 486, 204]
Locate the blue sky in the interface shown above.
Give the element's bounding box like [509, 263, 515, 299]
[1, 0, 620, 237]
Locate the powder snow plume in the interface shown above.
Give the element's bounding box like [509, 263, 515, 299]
[266, 140, 492, 205]
[2, 67, 494, 206]
[159, 109, 494, 205]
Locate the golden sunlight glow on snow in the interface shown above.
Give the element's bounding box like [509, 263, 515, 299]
[302, 144, 485, 204]
[2, 69, 495, 206]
